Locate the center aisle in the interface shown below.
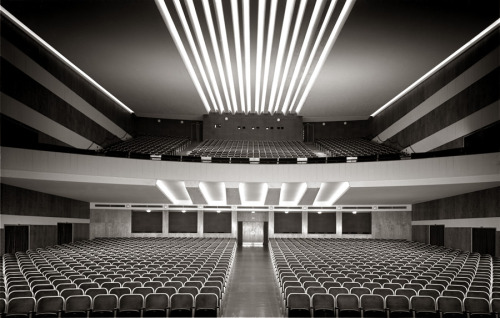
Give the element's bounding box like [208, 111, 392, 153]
[222, 247, 283, 317]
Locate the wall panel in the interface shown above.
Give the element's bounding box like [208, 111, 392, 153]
[372, 211, 412, 240]
[412, 225, 429, 244]
[444, 227, 471, 252]
[29, 225, 57, 250]
[1, 184, 89, 219]
[73, 223, 89, 242]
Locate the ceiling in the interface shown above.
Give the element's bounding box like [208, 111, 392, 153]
[2, 0, 498, 121]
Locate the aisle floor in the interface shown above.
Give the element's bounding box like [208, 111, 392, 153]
[222, 247, 282, 317]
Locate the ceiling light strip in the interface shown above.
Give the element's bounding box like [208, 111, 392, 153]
[214, 0, 239, 113]
[273, 0, 308, 113]
[287, 0, 338, 114]
[371, 18, 500, 117]
[155, 0, 211, 113]
[201, 0, 234, 113]
[243, 0, 252, 113]
[260, 0, 279, 113]
[184, 0, 226, 113]
[172, 0, 219, 112]
[230, 0, 247, 113]
[254, 0, 266, 114]
[280, 0, 326, 114]
[267, 0, 297, 114]
[295, 0, 355, 114]
[0, 6, 134, 114]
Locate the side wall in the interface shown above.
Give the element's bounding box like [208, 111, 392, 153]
[90, 210, 412, 241]
[412, 187, 500, 256]
[371, 29, 499, 153]
[0, 184, 90, 254]
[0, 16, 133, 150]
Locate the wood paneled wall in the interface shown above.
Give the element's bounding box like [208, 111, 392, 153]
[412, 225, 429, 244]
[1, 184, 89, 219]
[0, 18, 133, 148]
[371, 29, 499, 151]
[444, 228, 472, 252]
[305, 120, 370, 140]
[29, 225, 57, 250]
[73, 223, 90, 242]
[134, 117, 199, 138]
[413, 187, 499, 221]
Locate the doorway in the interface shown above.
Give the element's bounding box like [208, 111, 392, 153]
[5, 225, 29, 254]
[429, 225, 445, 246]
[238, 222, 264, 247]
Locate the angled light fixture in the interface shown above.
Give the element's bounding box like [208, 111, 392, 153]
[243, 0, 252, 112]
[260, 0, 279, 113]
[155, 0, 212, 113]
[371, 18, 500, 117]
[254, 0, 266, 114]
[313, 182, 350, 206]
[231, 0, 246, 113]
[155, 180, 193, 205]
[0, 6, 134, 114]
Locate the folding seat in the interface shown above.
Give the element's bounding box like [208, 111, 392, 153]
[385, 295, 411, 318]
[311, 293, 335, 318]
[170, 293, 194, 317]
[328, 287, 349, 298]
[463, 297, 491, 318]
[305, 286, 327, 297]
[437, 296, 465, 318]
[343, 282, 362, 290]
[383, 283, 403, 292]
[116, 294, 143, 318]
[164, 281, 183, 289]
[372, 288, 393, 298]
[72, 278, 92, 286]
[194, 293, 219, 318]
[287, 293, 311, 318]
[360, 294, 386, 318]
[90, 294, 118, 317]
[100, 282, 120, 292]
[7, 285, 31, 294]
[62, 295, 92, 317]
[336, 293, 361, 317]
[78, 282, 99, 292]
[395, 288, 417, 299]
[447, 285, 468, 295]
[426, 283, 446, 293]
[468, 286, 490, 294]
[322, 282, 341, 290]
[34, 295, 65, 318]
[351, 287, 372, 298]
[404, 283, 424, 292]
[418, 289, 440, 300]
[185, 281, 204, 290]
[143, 293, 169, 318]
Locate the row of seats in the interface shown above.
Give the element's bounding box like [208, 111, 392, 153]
[0, 292, 220, 317]
[285, 292, 500, 317]
[269, 238, 499, 317]
[105, 136, 191, 155]
[1, 238, 236, 317]
[315, 138, 400, 157]
[190, 139, 317, 158]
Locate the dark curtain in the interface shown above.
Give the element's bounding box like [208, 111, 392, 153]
[57, 223, 73, 245]
[263, 222, 269, 247]
[472, 228, 495, 255]
[429, 225, 445, 246]
[237, 222, 243, 247]
[5, 225, 29, 253]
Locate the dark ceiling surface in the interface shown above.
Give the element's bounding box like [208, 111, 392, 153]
[2, 0, 498, 121]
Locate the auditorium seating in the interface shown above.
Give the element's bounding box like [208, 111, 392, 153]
[105, 135, 191, 156]
[315, 138, 400, 157]
[1, 238, 235, 317]
[189, 139, 317, 158]
[270, 238, 499, 318]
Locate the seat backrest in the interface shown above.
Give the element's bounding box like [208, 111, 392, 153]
[92, 294, 118, 311]
[65, 295, 92, 312]
[463, 297, 489, 314]
[360, 294, 384, 312]
[383, 283, 402, 291]
[118, 294, 144, 311]
[305, 287, 327, 297]
[9, 290, 34, 299]
[336, 294, 360, 311]
[311, 293, 334, 310]
[419, 288, 440, 300]
[7, 297, 36, 315]
[144, 293, 169, 310]
[155, 286, 177, 297]
[195, 293, 218, 310]
[170, 293, 194, 310]
[178, 286, 199, 298]
[287, 293, 310, 310]
[491, 298, 500, 314]
[386, 295, 410, 312]
[36, 296, 65, 314]
[200, 286, 221, 298]
[437, 296, 463, 314]
[109, 287, 131, 298]
[442, 290, 465, 300]
[410, 295, 436, 313]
